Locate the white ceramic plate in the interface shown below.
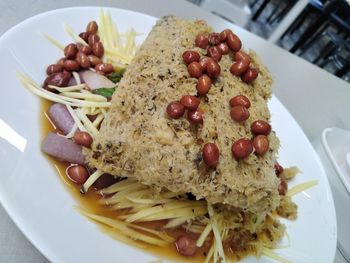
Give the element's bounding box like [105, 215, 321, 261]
[0, 7, 337, 263]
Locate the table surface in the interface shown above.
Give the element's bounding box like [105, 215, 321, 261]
[0, 0, 349, 262]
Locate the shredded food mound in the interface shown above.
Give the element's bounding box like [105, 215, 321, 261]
[85, 15, 280, 215]
[82, 15, 300, 262]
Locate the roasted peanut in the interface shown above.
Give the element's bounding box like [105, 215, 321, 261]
[229, 95, 251, 108]
[73, 131, 93, 147]
[195, 34, 208, 49]
[95, 63, 114, 74]
[76, 52, 91, 69]
[203, 143, 220, 168]
[208, 32, 221, 45]
[278, 179, 288, 195]
[167, 101, 185, 119]
[56, 57, 67, 66]
[226, 32, 242, 52]
[219, 29, 232, 42]
[251, 120, 271, 135]
[182, 50, 200, 65]
[46, 64, 63, 75]
[88, 33, 100, 46]
[86, 21, 98, 34]
[217, 42, 229, 55]
[92, 41, 104, 58]
[180, 95, 200, 111]
[43, 71, 71, 90]
[206, 59, 220, 78]
[196, 75, 212, 95]
[199, 57, 211, 71]
[187, 62, 203, 78]
[275, 162, 284, 177]
[230, 60, 250, 76]
[241, 67, 259, 83]
[187, 108, 204, 124]
[207, 46, 222, 62]
[88, 55, 102, 66]
[66, 165, 89, 184]
[79, 32, 90, 42]
[231, 138, 253, 160]
[64, 43, 78, 59]
[230, 105, 250, 122]
[234, 51, 250, 63]
[63, 59, 80, 71]
[253, 135, 269, 155]
[77, 43, 92, 55]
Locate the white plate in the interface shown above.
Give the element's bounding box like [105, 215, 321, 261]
[317, 127, 350, 260]
[0, 7, 337, 263]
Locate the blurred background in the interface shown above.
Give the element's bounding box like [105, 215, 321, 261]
[187, 0, 350, 83]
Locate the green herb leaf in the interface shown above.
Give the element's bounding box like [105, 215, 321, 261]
[107, 69, 125, 83]
[92, 87, 116, 98]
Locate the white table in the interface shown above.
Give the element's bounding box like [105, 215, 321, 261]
[0, 0, 349, 262]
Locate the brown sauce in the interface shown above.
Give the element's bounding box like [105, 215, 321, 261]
[40, 98, 280, 262]
[41, 99, 211, 262]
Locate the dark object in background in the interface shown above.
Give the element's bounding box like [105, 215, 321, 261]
[289, 0, 350, 53]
